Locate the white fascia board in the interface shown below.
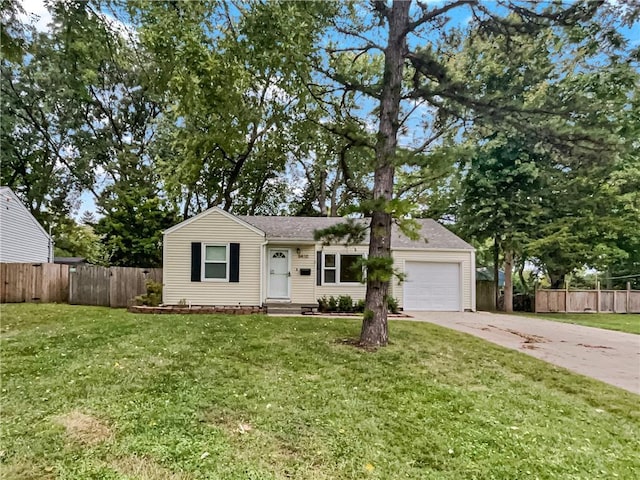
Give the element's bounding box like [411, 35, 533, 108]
[163, 206, 265, 237]
[391, 247, 475, 252]
[266, 239, 319, 245]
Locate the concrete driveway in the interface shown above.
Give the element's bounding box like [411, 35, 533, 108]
[403, 311, 640, 394]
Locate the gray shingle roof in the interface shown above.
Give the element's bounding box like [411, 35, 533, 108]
[237, 216, 473, 250]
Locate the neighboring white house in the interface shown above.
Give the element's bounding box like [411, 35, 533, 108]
[0, 186, 53, 263]
[163, 207, 476, 312]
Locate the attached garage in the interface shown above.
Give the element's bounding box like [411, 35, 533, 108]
[403, 262, 461, 311]
[389, 220, 475, 312]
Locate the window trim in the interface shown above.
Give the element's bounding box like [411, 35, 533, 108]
[339, 254, 364, 284]
[322, 252, 364, 285]
[202, 243, 229, 282]
[323, 253, 337, 284]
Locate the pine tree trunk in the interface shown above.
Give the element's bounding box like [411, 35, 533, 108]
[361, 0, 410, 347]
[504, 249, 513, 313]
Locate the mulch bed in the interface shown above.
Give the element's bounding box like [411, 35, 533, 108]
[128, 305, 265, 315]
[128, 305, 411, 317]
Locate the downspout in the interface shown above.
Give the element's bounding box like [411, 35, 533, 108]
[470, 249, 476, 312]
[162, 231, 166, 305]
[314, 242, 321, 304]
[48, 224, 53, 263]
[259, 237, 268, 307]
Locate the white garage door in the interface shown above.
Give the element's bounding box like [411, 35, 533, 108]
[404, 262, 461, 311]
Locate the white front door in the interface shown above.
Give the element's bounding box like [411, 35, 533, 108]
[268, 249, 290, 298]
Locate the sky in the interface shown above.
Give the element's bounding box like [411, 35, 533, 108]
[16, 0, 640, 218]
[18, 0, 50, 31]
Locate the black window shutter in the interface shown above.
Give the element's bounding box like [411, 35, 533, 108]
[191, 242, 201, 282]
[316, 251, 322, 286]
[229, 243, 240, 282]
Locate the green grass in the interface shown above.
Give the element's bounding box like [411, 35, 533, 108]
[1, 304, 638, 479]
[515, 312, 640, 334]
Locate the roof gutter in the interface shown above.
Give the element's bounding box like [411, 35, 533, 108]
[265, 239, 319, 245]
[390, 246, 475, 252]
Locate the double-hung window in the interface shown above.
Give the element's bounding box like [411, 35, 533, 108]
[204, 245, 227, 280]
[323, 253, 363, 284]
[324, 254, 337, 283]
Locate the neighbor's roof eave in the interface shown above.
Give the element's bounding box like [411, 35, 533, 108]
[0, 186, 52, 241]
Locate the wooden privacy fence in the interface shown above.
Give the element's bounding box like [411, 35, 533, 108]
[110, 267, 162, 307]
[1, 263, 162, 308]
[536, 285, 640, 314]
[1, 263, 69, 303]
[69, 264, 110, 306]
[476, 280, 496, 311]
[69, 265, 162, 307]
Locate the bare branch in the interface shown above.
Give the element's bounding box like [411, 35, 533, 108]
[397, 167, 452, 195]
[506, 0, 602, 26]
[332, 24, 384, 51]
[315, 65, 382, 99]
[407, 0, 477, 33]
[372, 0, 389, 19]
[327, 44, 379, 54]
[222, 1, 238, 38]
[312, 119, 376, 151]
[411, 129, 447, 155]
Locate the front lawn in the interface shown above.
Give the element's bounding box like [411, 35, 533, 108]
[517, 312, 640, 334]
[1, 304, 638, 479]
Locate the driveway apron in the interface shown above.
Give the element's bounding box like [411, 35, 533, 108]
[403, 311, 640, 394]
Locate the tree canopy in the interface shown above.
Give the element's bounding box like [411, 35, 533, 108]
[1, 0, 638, 340]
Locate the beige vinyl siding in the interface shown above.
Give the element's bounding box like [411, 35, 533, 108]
[392, 249, 474, 311]
[316, 245, 368, 301]
[163, 210, 264, 305]
[264, 244, 316, 303]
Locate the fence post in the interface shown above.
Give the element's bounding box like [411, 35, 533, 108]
[564, 281, 569, 313]
[627, 282, 631, 313]
[596, 281, 600, 313]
